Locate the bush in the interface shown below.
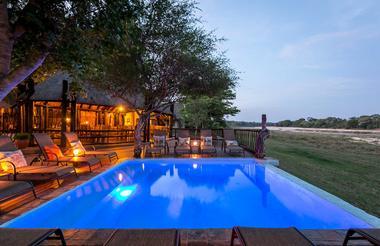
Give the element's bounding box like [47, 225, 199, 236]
[13, 133, 31, 141]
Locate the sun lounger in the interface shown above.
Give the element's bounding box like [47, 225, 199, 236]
[200, 129, 217, 155]
[343, 228, 380, 246]
[63, 132, 118, 164]
[223, 129, 245, 156]
[0, 228, 66, 246]
[145, 130, 168, 156]
[0, 180, 36, 214]
[174, 130, 191, 156]
[104, 229, 180, 246]
[0, 136, 76, 186]
[33, 133, 101, 172]
[230, 227, 314, 246]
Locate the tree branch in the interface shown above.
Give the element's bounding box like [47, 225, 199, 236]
[0, 50, 48, 100]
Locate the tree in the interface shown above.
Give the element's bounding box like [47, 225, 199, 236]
[84, 0, 238, 157]
[181, 94, 239, 129]
[0, 0, 132, 100]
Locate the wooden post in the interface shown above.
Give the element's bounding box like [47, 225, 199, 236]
[261, 114, 267, 129]
[70, 97, 77, 132]
[43, 102, 48, 132]
[60, 80, 69, 147]
[144, 114, 151, 142]
[25, 79, 35, 134]
[254, 114, 270, 159]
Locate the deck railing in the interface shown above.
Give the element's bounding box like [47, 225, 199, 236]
[31, 129, 135, 145]
[3, 127, 263, 154]
[170, 128, 261, 154]
[234, 128, 261, 153]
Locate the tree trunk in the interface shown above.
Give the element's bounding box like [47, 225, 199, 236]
[0, 2, 13, 80]
[134, 113, 149, 158]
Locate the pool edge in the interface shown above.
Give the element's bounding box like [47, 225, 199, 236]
[265, 164, 380, 228]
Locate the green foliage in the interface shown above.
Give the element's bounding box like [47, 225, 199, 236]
[277, 115, 380, 129]
[7, 0, 135, 81]
[81, 0, 238, 115]
[227, 121, 261, 128]
[13, 132, 31, 140]
[180, 94, 239, 128]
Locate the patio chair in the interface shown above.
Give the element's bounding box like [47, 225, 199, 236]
[200, 129, 217, 156]
[223, 129, 245, 156]
[63, 132, 118, 164]
[0, 136, 76, 186]
[33, 133, 101, 172]
[104, 229, 180, 246]
[0, 228, 66, 246]
[230, 227, 314, 246]
[145, 130, 168, 156]
[0, 180, 37, 214]
[343, 228, 380, 246]
[174, 129, 191, 156]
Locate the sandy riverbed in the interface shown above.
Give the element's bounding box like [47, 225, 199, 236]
[235, 126, 380, 146]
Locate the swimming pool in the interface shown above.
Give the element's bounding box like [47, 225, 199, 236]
[2, 158, 378, 229]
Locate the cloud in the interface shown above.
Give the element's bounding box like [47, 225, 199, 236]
[335, 0, 376, 28]
[278, 30, 358, 59]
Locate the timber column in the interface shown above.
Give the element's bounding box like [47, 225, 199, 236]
[25, 78, 35, 134]
[60, 80, 69, 147]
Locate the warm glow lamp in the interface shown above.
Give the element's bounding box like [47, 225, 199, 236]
[73, 149, 80, 157]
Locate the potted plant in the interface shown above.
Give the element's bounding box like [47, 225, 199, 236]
[13, 133, 31, 149]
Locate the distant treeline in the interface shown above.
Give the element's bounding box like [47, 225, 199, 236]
[228, 114, 380, 129]
[226, 121, 276, 128]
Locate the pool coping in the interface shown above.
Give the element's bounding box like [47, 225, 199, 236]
[265, 163, 380, 228]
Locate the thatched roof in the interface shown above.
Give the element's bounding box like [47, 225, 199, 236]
[0, 101, 11, 109]
[31, 72, 144, 108]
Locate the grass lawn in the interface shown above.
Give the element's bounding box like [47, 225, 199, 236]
[266, 130, 380, 218]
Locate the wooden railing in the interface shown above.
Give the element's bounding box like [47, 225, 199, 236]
[3, 127, 263, 154]
[234, 129, 261, 153]
[31, 129, 135, 145]
[76, 129, 134, 145]
[170, 128, 262, 154]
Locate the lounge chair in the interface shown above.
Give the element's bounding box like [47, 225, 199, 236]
[145, 130, 168, 156]
[104, 229, 180, 246]
[200, 129, 217, 156]
[174, 129, 191, 156]
[343, 228, 380, 246]
[230, 227, 314, 246]
[223, 129, 245, 156]
[33, 133, 101, 172]
[0, 180, 36, 214]
[63, 132, 118, 164]
[0, 228, 66, 246]
[0, 136, 76, 186]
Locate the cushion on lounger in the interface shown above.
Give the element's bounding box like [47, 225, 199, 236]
[153, 135, 166, 147]
[70, 141, 86, 156]
[201, 136, 213, 146]
[225, 140, 238, 146]
[178, 137, 190, 146]
[0, 150, 28, 169]
[43, 145, 64, 161]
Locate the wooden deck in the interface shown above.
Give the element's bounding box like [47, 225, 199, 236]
[0, 144, 372, 245]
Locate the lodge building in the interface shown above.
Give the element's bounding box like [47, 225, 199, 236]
[0, 72, 174, 144]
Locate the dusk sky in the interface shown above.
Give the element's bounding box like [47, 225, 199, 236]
[197, 0, 380, 122]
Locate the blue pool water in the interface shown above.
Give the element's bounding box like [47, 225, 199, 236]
[2, 158, 371, 229]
